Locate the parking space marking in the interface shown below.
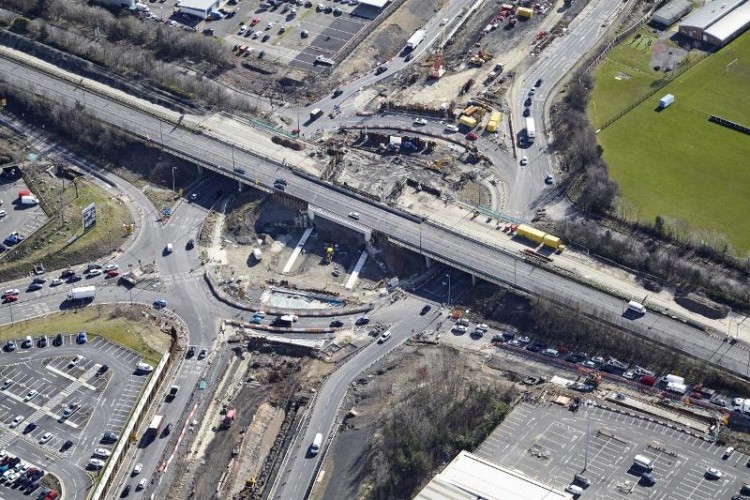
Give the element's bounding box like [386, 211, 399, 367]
[45, 364, 97, 390]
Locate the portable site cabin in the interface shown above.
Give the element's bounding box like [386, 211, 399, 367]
[659, 94, 675, 109]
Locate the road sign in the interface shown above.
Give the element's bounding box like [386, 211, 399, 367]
[82, 203, 96, 231]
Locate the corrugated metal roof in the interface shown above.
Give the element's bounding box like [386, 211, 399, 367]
[704, 0, 750, 40]
[178, 0, 218, 10]
[652, 0, 693, 22]
[358, 0, 390, 7]
[414, 451, 570, 500]
[679, 0, 746, 30]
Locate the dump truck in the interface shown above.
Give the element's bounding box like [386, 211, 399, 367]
[405, 28, 426, 50]
[514, 224, 565, 251]
[67, 286, 96, 301]
[458, 115, 478, 128]
[486, 111, 502, 133]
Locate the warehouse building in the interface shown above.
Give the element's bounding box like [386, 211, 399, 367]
[91, 0, 137, 7]
[178, 0, 221, 19]
[353, 0, 391, 19]
[703, 0, 750, 45]
[678, 0, 746, 40]
[414, 451, 571, 500]
[651, 0, 692, 27]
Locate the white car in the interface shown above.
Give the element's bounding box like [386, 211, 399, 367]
[444, 124, 459, 133]
[0, 210, 6, 218]
[50, 278, 64, 286]
[4, 289, 19, 296]
[136, 362, 154, 373]
[238, 26, 247, 34]
[705, 467, 723, 479]
[519, 156, 528, 166]
[9, 415, 24, 428]
[39, 432, 52, 445]
[266, 21, 275, 29]
[723, 447, 734, 458]
[348, 212, 360, 220]
[452, 325, 467, 333]
[413, 118, 427, 126]
[252, 30, 261, 39]
[87, 268, 103, 276]
[69, 355, 82, 367]
[24, 390, 38, 401]
[105, 264, 119, 271]
[137, 478, 148, 490]
[93, 448, 111, 458]
[378, 331, 391, 343]
[133, 463, 143, 475]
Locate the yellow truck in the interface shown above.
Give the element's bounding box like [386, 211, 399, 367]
[486, 111, 502, 133]
[458, 115, 478, 128]
[515, 224, 565, 251]
[516, 6, 534, 18]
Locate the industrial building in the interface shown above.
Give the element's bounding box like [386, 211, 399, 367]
[177, 0, 221, 19]
[703, 0, 750, 45]
[91, 0, 136, 7]
[414, 451, 571, 500]
[651, 0, 692, 26]
[678, 0, 746, 40]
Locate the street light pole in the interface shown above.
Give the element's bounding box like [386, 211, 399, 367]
[445, 274, 451, 305]
[583, 401, 591, 472]
[171, 167, 177, 193]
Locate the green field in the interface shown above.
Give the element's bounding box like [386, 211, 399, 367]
[590, 31, 750, 253]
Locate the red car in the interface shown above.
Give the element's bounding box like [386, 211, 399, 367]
[2, 294, 18, 303]
[465, 132, 478, 141]
[250, 17, 260, 26]
[106, 270, 119, 278]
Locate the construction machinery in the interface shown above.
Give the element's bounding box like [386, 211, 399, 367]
[430, 48, 445, 79]
[468, 50, 494, 66]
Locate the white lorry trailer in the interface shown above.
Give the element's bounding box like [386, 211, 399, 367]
[67, 286, 96, 301]
[525, 117, 536, 142]
[406, 29, 426, 50]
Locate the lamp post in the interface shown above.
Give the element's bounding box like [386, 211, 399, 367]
[171, 167, 177, 193]
[583, 400, 592, 472]
[445, 274, 451, 305]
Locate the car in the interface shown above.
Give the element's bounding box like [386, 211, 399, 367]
[535, 78, 543, 87]
[86, 268, 102, 277]
[0, 380, 10, 390]
[404, 52, 414, 62]
[97, 364, 109, 376]
[202, 27, 214, 35]
[238, 26, 247, 35]
[186, 239, 195, 250]
[32, 277, 46, 284]
[252, 30, 261, 39]
[106, 269, 119, 278]
[413, 118, 427, 126]
[262, 33, 271, 42]
[9, 416, 24, 428]
[0, 210, 5, 218]
[378, 331, 391, 343]
[132, 463, 143, 475]
[420, 304, 432, 315]
[60, 269, 75, 278]
[39, 433, 52, 445]
[528, 88, 535, 96]
[465, 132, 478, 141]
[250, 17, 260, 26]
[4, 341, 15, 352]
[348, 212, 360, 220]
[105, 263, 118, 272]
[573, 474, 591, 487]
[640, 472, 656, 485]
[278, 25, 286, 33]
[23, 422, 37, 434]
[444, 124, 459, 133]
[330, 319, 344, 327]
[93, 448, 111, 458]
[2, 293, 17, 303]
[266, 21, 275, 29]
[67, 274, 82, 283]
[324, 5, 333, 12]
[154, 299, 168, 309]
[137, 478, 147, 490]
[565, 484, 583, 496]
[136, 362, 154, 373]
[53, 334, 63, 346]
[452, 325, 467, 333]
[333, 7, 342, 15]
[273, 181, 285, 190]
[77, 331, 87, 344]
[724, 447, 735, 458]
[187, 346, 195, 358]
[4, 289, 19, 296]
[50, 278, 63, 286]
[233, 167, 246, 174]
[375, 65, 388, 75]
[121, 485, 131, 497]
[102, 431, 118, 443]
[355, 316, 370, 325]
[524, 97, 532, 107]
[69, 355, 82, 367]
[520, 156, 528, 166]
[522, 107, 531, 117]
[705, 467, 723, 479]
[274, 178, 288, 186]
[24, 390, 38, 401]
[545, 174, 554, 185]
[198, 348, 207, 360]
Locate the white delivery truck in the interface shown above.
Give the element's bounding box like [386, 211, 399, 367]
[525, 117, 536, 142]
[627, 300, 647, 314]
[406, 29, 426, 50]
[661, 374, 685, 385]
[310, 432, 323, 455]
[19, 195, 38, 206]
[667, 382, 688, 394]
[67, 286, 96, 301]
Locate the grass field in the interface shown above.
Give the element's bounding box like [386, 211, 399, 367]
[0, 306, 169, 366]
[591, 31, 750, 253]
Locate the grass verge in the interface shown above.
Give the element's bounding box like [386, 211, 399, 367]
[0, 305, 170, 366]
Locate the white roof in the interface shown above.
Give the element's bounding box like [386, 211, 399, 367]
[414, 451, 571, 500]
[704, 0, 750, 41]
[679, 0, 746, 30]
[357, 0, 390, 7]
[178, 0, 217, 10]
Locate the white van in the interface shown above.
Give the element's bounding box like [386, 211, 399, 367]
[444, 124, 459, 133]
[165, 243, 173, 254]
[565, 484, 583, 496]
[633, 454, 653, 470]
[627, 300, 647, 314]
[310, 432, 323, 455]
[661, 374, 685, 385]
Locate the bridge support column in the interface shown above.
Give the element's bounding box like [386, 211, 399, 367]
[196, 165, 204, 176]
[425, 256, 433, 268]
[238, 180, 244, 192]
[471, 275, 478, 286]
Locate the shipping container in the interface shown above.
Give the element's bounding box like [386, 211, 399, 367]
[516, 6, 534, 18]
[458, 115, 478, 128]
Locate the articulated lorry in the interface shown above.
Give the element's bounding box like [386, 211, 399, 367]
[525, 117, 536, 143]
[514, 224, 564, 251]
[67, 286, 96, 301]
[405, 29, 426, 50]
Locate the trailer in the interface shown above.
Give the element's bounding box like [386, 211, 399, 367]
[67, 286, 96, 301]
[525, 117, 536, 142]
[405, 29, 426, 50]
[486, 111, 502, 133]
[147, 414, 164, 438]
[458, 115, 478, 128]
[514, 224, 565, 251]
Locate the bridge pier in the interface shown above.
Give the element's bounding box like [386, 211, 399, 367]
[196, 165, 204, 176]
[238, 180, 244, 192]
[425, 256, 433, 268]
[471, 275, 478, 286]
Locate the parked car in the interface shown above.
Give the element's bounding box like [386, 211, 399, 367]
[3, 341, 15, 352]
[330, 319, 344, 327]
[9, 416, 24, 428]
[39, 433, 52, 445]
[92, 448, 111, 458]
[198, 349, 207, 360]
[24, 390, 38, 401]
[69, 355, 82, 367]
[77, 332, 87, 344]
[60, 440, 73, 452]
[355, 316, 370, 325]
[53, 334, 63, 346]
